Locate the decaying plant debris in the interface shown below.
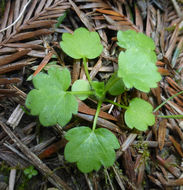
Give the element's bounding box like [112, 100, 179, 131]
[0, 0, 183, 189]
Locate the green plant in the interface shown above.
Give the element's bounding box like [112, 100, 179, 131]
[26, 28, 162, 173]
[24, 165, 38, 179]
[17, 166, 38, 190]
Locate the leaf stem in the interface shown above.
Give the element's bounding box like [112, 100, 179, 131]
[92, 100, 103, 131]
[153, 90, 183, 112]
[104, 99, 128, 109]
[68, 91, 94, 95]
[157, 115, 183, 119]
[83, 57, 92, 85]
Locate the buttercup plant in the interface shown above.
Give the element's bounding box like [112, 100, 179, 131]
[25, 27, 161, 173]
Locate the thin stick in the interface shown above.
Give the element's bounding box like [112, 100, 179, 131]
[0, 0, 32, 33]
[171, 0, 183, 18]
[104, 168, 115, 190]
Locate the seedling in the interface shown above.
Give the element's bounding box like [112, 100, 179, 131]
[26, 28, 162, 173]
[24, 166, 38, 179]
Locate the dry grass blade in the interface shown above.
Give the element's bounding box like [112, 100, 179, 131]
[78, 100, 117, 121]
[158, 119, 167, 150]
[169, 135, 183, 157]
[4, 42, 45, 50]
[33, 51, 53, 76]
[157, 155, 180, 178]
[0, 59, 31, 74]
[72, 0, 139, 32]
[68, 0, 95, 31]
[8, 29, 53, 43]
[0, 78, 21, 85]
[76, 113, 122, 134]
[120, 134, 136, 185]
[0, 49, 31, 66]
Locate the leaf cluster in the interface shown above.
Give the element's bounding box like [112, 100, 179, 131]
[24, 166, 38, 179]
[25, 28, 161, 173]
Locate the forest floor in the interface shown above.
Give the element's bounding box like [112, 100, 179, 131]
[0, 0, 183, 190]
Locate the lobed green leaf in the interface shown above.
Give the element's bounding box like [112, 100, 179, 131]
[60, 27, 103, 59]
[26, 68, 78, 127]
[64, 126, 120, 173]
[125, 98, 155, 131]
[118, 48, 161, 92]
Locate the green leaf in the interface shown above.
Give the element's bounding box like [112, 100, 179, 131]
[55, 12, 66, 28]
[26, 67, 78, 127]
[24, 168, 30, 175]
[24, 166, 38, 178]
[52, 54, 57, 58]
[107, 73, 125, 96]
[60, 27, 103, 59]
[118, 48, 161, 92]
[64, 126, 120, 173]
[117, 30, 155, 51]
[28, 175, 32, 179]
[72, 79, 91, 100]
[26, 74, 33, 81]
[125, 98, 155, 131]
[91, 81, 105, 99]
[32, 170, 38, 176]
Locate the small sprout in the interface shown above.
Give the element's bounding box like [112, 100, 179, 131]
[24, 166, 38, 179]
[55, 12, 66, 29]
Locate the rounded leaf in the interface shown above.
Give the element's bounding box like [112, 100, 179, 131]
[125, 98, 155, 131]
[60, 27, 103, 59]
[118, 48, 161, 92]
[72, 79, 91, 100]
[64, 127, 120, 173]
[117, 30, 155, 51]
[32, 170, 38, 176]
